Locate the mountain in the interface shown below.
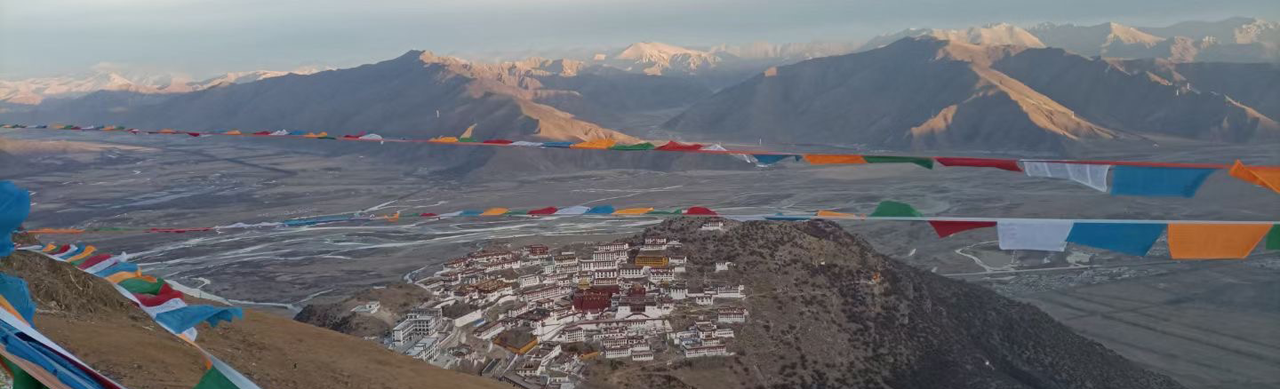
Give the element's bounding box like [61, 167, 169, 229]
[1109, 59, 1280, 120]
[0, 233, 510, 389]
[664, 37, 1280, 154]
[1139, 17, 1280, 45]
[594, 218, 1183, 388]
[0, 67, 325, 105]
[1028, 22, 1165, 58]
[859, 23, 1046, 52]
[706, 41, 860, 60]
[606, 42, 723, 75]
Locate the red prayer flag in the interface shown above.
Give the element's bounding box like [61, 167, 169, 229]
[935, 157, 1023, 172]
[342, 135, 361, 139]
[656, 141, 705, 151]
[483, 139, 514, 144]
[528, 207, 558, 215]
[76, 254, 113, 269]
[685, 207, 717, 215]
[186, 132, 202, 137]
[419, 213, 438, 217]
[928, 221, 997, 238]
[53, 245, 72, 255]
[252, 131, 271, 135]
[134, 284, 184, 306]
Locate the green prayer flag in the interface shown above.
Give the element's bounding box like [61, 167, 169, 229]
[1267, 224, 1279, 250]
[864, 156, 934, 169]
[193, 366, 239, 389]
[646, 209, 684, 215]
[3, 357, 44, 389]
[118, 277, 166, 295]
[870, 201, 921, 217]
[457, 137, 478, 143]
[609, 142, 656, 151]
[504, 210, 527, 215]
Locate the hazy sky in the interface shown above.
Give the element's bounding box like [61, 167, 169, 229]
[1, 0, 1277, 79]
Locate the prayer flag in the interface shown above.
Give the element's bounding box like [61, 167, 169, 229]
[928, 221, 996, 238]
[997, 220, 1073, 251]
[815, 210, 854, 218]
[1110, 166, 1215, 198]
[751, 154, 800, 165]
[585, 206, 615, 215]
[870, 201, 921, 217]
[863, 156, 934, 169]
[684, 207, 716, 215]
[935, 157, 1022, 172]
[571, 139, 616, 149]
[154, 306, 243, 334]
[610, 142, 656, 151]
[1228, 160, 1280, 194]
[482, 139, 514, 144]
[1066, 223, 1166, 256]
[480, 208, 508, 216]
[0, 181, 31, 257]
[1267, 225, 1279, 250]
[528, 207, 558, 215]
[1022, 161, 1111, 192]
[542, 142, 574, 148]
[554, 206, 591, 215]
[803, 154, 867, 165]
[655, 141, 703, 151]
[1167, 224, 1270, 259]
[614, 208, 655, 215]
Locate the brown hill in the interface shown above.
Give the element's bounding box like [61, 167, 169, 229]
[664, 37, 1280, 154]
[589, 218, 1184, 389]
[0, 233, 509, 389]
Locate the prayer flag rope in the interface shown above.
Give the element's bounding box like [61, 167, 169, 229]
[20, 202, 1279, 260]
[5, 124, 1278, 197]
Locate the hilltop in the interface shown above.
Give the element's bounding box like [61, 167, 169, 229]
[586, 218, 1183, 388]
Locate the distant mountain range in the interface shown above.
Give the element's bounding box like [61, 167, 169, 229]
[665, 37, 1279, 153]
[860, 17, 1280, 63]
[3, 16, 1279, 161]
[0, 67, 328, 105]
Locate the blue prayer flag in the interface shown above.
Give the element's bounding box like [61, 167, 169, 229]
[93, 262, 139, 278]
[0, 181, 31, 258]
[0, 274, 36, 323]
[1066, 223, 1166, 256]
[752, 154, 800, 166]
[154, 306, 244, 334]
[541, 142, 574, 148]
[585, 206, 616, 215]
[1110, 166, 1216, 198]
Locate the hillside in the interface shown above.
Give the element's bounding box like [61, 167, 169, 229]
[0, 233, 510, 389]
[663, 37, 1280, 154]
[587, 218, 1184, 389]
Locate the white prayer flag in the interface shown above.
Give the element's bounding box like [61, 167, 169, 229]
[553, 206, 590, 215]
[1022, 161, 1111, 192]
[997, 220, 1074, 252]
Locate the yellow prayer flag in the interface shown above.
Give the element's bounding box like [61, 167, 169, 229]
[570, 139, 617, 150]
[803, 154, 868, 165]
[66, 246, 96, 262]
[480, 208, 509, 216]
[105, 271, 142, 283]
[432, 137, 459, 143]
[816, 210, 854, 217]
[613, 208, 654, 215]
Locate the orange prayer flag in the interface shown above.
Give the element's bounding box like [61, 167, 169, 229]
[1229, 160, 1280, 194]
[613, 208, 654, 215]
[106, 271, 142, 283]
[0, 296, 27, 325]
[225, 130, 243, 135]
[570, 139, 617, 150]
[41, 244, 56, 252]
[803, 154, 868, 165]
[26, 228, 85, 234]
[432, 136, 459, 143]
[67, 246, 96, 261]
[480, 208, 509, 216]
[816, 210, 854, 217]
[1167, 224, 1271, 260]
